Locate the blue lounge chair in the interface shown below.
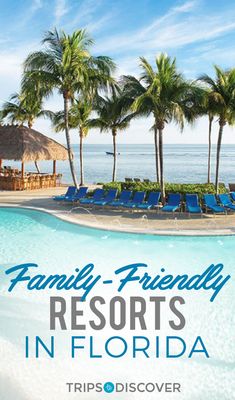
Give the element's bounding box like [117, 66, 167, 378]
[122, 191, 146, 208]
[185, 194, 202, 214]
[64, 186, 88, 202]
[204, 194, 226, 214]
[218, 194, 235, 211]
[108, 190, 132, 207]
[230, 192, 235, 202]
[80, 189, 104, 205]
[161, 193, 181, 212]
[93, 189, 117, 206]
[53, 186, 76, 201]
[137, 192, 160, 210]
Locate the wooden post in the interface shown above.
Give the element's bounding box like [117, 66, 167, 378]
[53, 160, 57, 187]
[53, 160, 56, 175]
[0, 159, 2, 169]
[21, 162, 24, 178]
[21, 162, 25, 190]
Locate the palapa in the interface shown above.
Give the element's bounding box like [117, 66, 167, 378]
[0, 125, 69, 161]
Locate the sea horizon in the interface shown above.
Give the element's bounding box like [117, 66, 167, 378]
[3, 143, 235, 185]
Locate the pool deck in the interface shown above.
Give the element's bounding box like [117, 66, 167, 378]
[1, 187, 235, 236]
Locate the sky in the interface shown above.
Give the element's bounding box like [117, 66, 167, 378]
[0, 0, 235, 145]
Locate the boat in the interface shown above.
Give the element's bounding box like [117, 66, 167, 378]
[106, 151, 120, 156]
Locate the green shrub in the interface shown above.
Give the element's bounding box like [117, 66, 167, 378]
[103, 181, 122, 194]
[103, 181, 227, 199]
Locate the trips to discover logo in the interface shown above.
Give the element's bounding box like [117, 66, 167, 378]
[66, 381, 181, 394]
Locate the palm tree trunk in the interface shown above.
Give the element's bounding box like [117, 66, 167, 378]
[207, 115, 213, 184]
[79, 129, 84, 186]
[63, 95, 78, 188]
[34, 161, 40, 174]
[112, 129, 117, 182]
[27, 120, 41, 174]
[215, 121, 225, 194]
[159, 127, 165, 203]
[154, 125, 160, 183]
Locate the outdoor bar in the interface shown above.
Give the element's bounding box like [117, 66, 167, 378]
[0, 125, 69, 190]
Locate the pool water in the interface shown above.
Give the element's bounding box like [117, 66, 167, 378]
[0, 207, 234, 400]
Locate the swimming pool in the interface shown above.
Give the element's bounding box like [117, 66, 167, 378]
[0, 207, 234, 400]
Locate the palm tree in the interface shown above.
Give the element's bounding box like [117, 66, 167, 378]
[23, 28, 115, 187]
[206, 93, 219, 185]
[52, 99, 92, 185]
[199, 66, 235, 193]
[89, 88, 135, 181]
[130, 54, 198, 201]
[207, 111, 214, 184]
[1, 91, 48, 125]
[1, 91, 51, 173]
[194, 88, 216, 184]
[122, 75, 160, 182]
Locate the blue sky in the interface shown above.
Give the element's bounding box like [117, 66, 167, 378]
[1, 0, 235, 144]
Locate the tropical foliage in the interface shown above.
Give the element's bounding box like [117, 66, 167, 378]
[199, 66, 235, 193]
[1, 26, 235, 191]
[200, 89, 217, 184]
[89, 87, 136, 181]
[1, 90, 52, 173]
[123, 54, 202, 202]
[52, 98, 92, 185]
[23, 28, 115, 187]
[1, 93, 44, 128]
[103, 181, 227, 197]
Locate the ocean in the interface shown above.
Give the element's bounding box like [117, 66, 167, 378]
[4, 144, 235, 185]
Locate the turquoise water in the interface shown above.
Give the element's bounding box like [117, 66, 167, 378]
[0, 207, 234, 400]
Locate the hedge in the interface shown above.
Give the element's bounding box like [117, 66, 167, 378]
[103, 181, 227, 198]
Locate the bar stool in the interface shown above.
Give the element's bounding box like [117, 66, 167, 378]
[57, 174, 62, 186]
[41, 176, 46, 189]
[14, 177, 21, 191]
[35, 175, 40, 189]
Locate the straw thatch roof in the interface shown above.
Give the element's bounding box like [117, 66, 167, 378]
[0, 125, 69, 161]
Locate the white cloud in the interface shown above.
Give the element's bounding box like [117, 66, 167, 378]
[54, 0, 69, 25]
[16, 0, 43, 28]
[1, 0, 235, 145]
[0, 41, 40, 103]
[86, 12, 114, 34]
[94, 2, 235, 55]
[144, 0, 198, 32]
[65, 0, 103, 29]
[32, 0, 43, 12]
[188, 41, 235, 68]
[172, 0, 198, 13]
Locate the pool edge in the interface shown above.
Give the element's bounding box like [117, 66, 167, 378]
[0, 203, 235, 237]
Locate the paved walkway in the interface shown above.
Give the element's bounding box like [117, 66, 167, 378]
[0, 187, 235, 235]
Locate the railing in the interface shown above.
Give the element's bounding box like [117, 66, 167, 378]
[0, 173, 62, 191]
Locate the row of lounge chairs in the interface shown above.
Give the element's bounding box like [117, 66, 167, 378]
[53, 187, 235, 214]
[53, 186, 88, 202]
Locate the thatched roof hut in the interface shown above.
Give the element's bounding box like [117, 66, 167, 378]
[0, 125, 69, 162]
